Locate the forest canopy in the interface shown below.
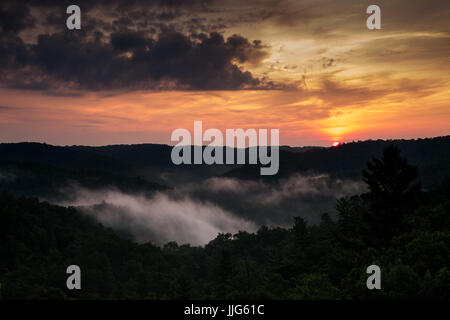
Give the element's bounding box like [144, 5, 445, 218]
[0, 145, 449, 299]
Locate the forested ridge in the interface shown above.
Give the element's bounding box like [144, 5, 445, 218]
[2, 136, 450, 195]
[1, 146, 449, 299]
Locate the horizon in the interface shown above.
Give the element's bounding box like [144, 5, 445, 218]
[1, 134, 449, 148]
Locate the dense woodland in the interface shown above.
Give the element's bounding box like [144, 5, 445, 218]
[1, 145, 449, 299]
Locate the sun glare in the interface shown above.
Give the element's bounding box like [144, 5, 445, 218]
[332, 141, 341, 147]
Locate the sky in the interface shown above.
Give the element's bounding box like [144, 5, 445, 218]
[0, 0, 449, 146]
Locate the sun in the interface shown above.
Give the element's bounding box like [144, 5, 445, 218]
[332, 141, 341, 147]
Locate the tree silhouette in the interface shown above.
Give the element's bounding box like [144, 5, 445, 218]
[362, 145, 420, 199]
[361, 145, 421, 246]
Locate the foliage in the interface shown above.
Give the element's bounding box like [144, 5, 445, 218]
[0, 146, 449, 299]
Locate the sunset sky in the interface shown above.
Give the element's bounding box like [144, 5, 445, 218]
[0, 0, 449, 146]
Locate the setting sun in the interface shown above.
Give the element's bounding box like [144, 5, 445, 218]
[332, 142, 341, 147]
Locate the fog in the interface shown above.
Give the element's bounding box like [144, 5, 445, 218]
[176, 174, 365, 226]
[0, 170, 15, 182]
[58, 173, 364, 246]
[60, 189, 257, 246]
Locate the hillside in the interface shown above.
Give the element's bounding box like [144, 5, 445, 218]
[1, 136, 449, 201]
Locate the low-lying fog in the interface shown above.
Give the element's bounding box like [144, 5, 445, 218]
[58, 174, 364, 246]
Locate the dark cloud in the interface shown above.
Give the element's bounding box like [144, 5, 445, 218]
[0, 0, 277, 92]
[0, 3, 35, 35]
[110, 30, 154, 52]
[12, 30, 268, 91]
[10, 0, 213, 9]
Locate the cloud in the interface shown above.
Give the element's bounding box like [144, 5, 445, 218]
[110, 30, 153, 52]
[0, 0, 278, 92]
[0, 3, 35, 35]
[2, 0, 448, 93]
[0, 28, 273, 91]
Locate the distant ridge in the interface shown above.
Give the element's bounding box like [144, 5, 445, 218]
[1, 136, 450, 192]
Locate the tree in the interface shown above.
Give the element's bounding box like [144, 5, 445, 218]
[361, 145, 421, 246]
[362, 145, 420, 199]
[292, 217, 308, 248]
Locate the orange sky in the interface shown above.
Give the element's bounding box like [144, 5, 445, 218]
[0, 0, 449, 146]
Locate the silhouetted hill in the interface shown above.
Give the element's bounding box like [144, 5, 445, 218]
[69, 144, 174, 168]
[1, 136, 449, 199]
[227, 136, 450, 187]
[0, 143, 167, 199]
[0, 142, 124, 171]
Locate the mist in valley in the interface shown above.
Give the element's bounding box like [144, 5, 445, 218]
[57, 173, 365, 245]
